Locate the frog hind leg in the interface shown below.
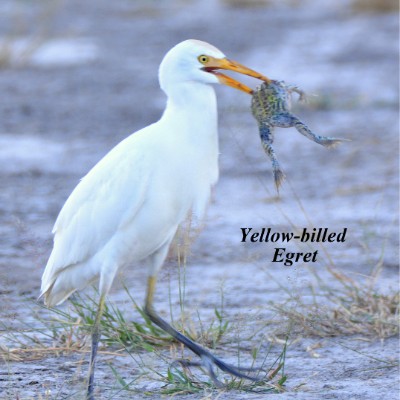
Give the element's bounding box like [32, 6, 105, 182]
[270, 113, 295, 128]
[259, 123, 286, 192]
[292, 116, 348, 148]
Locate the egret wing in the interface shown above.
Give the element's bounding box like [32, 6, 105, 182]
[41, 130, 153, 293]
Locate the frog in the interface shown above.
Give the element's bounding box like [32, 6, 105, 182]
[251, 80, 348, 191]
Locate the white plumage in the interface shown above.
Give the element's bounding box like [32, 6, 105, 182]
[41, 40, 222, 306]
[40, 39, 269, 397]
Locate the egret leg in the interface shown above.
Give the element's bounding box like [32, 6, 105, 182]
[87, 294, 106, 400]
[144, 276, 263, 386]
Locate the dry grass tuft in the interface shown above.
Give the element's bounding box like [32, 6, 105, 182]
[0, 0, 60, 68]
[352, 0, 399, 13]
[222, 0, 272, 8]
[270, 265, 399, 339]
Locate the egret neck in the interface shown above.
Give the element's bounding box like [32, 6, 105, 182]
[162, 81, 217, 128]
[158, 81, 219, 219]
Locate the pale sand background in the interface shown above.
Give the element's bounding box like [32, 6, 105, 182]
[0, 0, 398, 399]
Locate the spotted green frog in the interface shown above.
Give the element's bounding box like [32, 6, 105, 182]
[251, 80, 348, 191]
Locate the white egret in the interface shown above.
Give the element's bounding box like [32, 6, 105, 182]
[40, 39, 270, 399]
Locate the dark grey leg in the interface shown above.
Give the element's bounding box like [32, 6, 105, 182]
[87, 294, 106, 400]
[145, 276, 264, 386]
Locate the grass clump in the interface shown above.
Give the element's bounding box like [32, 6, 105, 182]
[269, 264, 399, 339]
[159, 338, 288, 395]
[0, 286, 171, 364]
[352, 0, 399, 13]
[68, 287, 169, 350]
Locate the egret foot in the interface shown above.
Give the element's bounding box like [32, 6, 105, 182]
[145, 276, 265, 387]
[172, 355, 265, 388]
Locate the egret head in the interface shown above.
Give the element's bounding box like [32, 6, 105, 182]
[159, 39, 270, 96]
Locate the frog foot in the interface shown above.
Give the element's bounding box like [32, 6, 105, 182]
[317, 137, 351, 149]
[272, 163, 286, 192]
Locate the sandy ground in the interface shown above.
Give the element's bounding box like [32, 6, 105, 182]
[0, 0, 399, 399]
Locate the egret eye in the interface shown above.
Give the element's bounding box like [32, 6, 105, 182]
[198, 55, 209, 64]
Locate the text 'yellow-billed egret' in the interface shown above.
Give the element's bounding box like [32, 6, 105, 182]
[40, 39, 270, 399]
